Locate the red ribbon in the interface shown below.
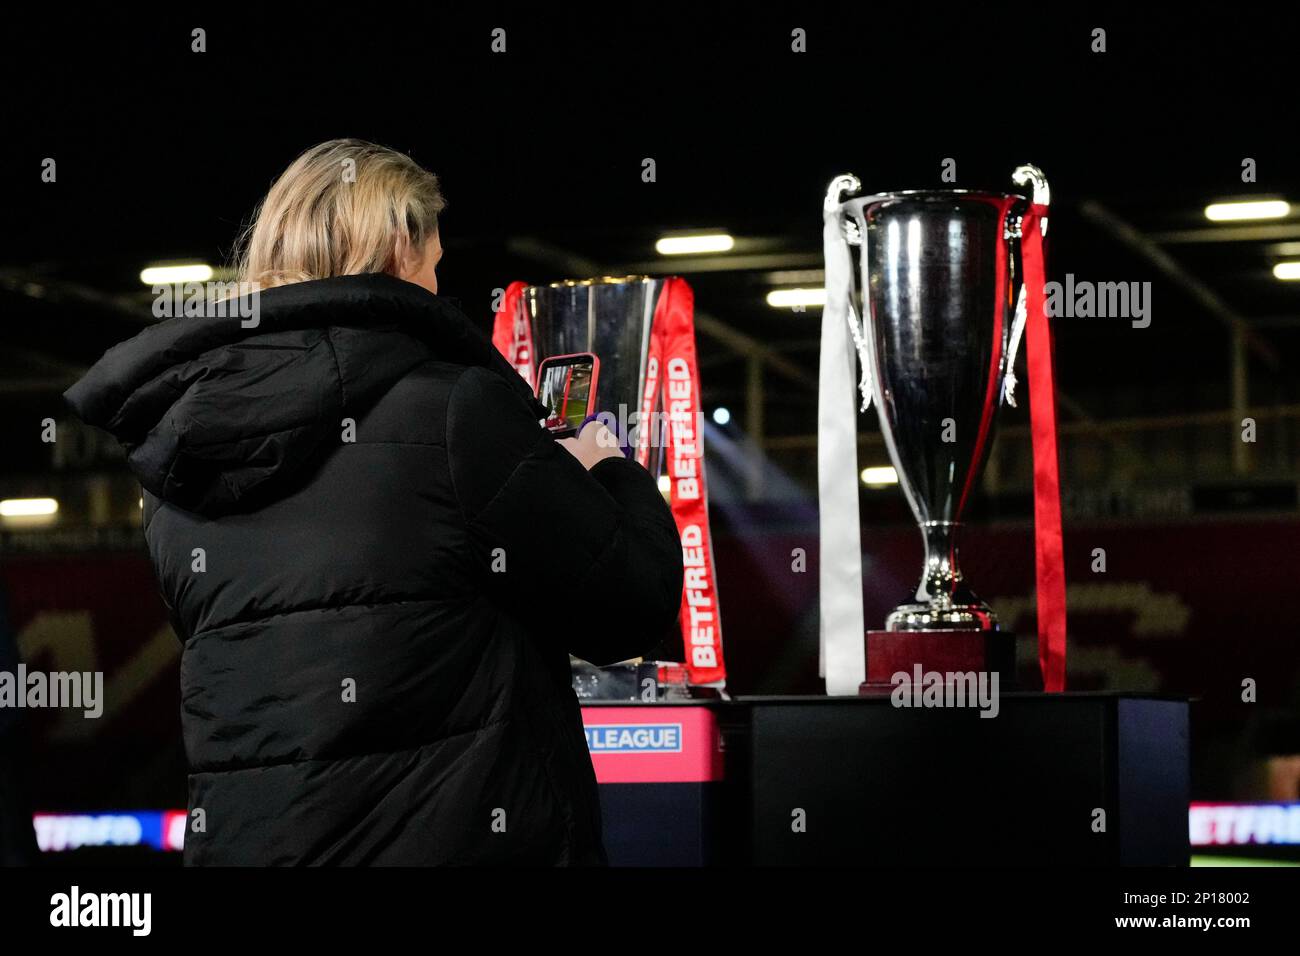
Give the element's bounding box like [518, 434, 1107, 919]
[1021, 203, 1067, 692]
[646, 278, 726, 687]
[491, 281, 534, 389]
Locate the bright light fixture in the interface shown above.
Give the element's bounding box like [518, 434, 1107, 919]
[860, 466, 898, 487]
[1204, 200, 1290, 222]
[139, 263, 215, 285]
[657, 475, 672, 494]
[766, 288, 826, 309]
[655, 234, 735, 256]
[1273, 261, 1300, 280]
[0, 497, 59, 517]
[712, 406, 731, 426]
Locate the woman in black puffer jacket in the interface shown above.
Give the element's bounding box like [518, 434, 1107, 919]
[64, 139, 683, 865]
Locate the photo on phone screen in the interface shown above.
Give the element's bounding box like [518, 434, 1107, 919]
[537, 353, 599, 434]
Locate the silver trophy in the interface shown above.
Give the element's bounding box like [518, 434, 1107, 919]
[825, 167, 1050, 633]
[522, 276, 667, 476]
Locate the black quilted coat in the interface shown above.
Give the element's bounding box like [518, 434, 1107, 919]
[65, 273, 683, 865]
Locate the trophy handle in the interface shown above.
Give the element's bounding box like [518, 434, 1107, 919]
[822, 174, 874, 412]
[1002, 164, 1052, 407]
[824, 173, 863, 245]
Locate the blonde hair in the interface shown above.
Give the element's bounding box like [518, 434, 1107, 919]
[234, 139, 446, 289]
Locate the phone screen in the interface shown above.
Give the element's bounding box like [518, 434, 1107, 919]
[538, 357, 596, 432]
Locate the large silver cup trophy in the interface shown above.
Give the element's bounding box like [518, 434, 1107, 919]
[824, 167, 1050, 636]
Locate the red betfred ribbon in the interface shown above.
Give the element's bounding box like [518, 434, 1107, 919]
[1021, 203, 1067, 692]
[642, 278, 726, 687]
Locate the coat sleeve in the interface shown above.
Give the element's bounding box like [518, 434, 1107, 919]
[446, 365, 684, 665]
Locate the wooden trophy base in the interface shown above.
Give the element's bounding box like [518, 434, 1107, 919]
[859, 629, 1016, 694]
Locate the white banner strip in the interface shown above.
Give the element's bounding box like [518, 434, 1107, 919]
[818, 190, 867, 695]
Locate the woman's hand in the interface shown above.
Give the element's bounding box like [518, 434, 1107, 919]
[558, 421, 624, 470]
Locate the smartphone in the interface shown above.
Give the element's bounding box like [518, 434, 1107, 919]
[536, 352, 600, 438]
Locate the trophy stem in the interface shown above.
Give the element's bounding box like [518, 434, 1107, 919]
[921, 519, 962, 600]
[885, 520, 998, 631]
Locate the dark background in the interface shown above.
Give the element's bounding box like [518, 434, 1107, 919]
[3, 9, 1298, 424]
[2, 6, 1299, 861]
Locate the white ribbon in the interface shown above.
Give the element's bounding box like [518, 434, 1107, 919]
[1004, 165, 1052, 408]
[1003, 284, 1027, 407]
[818, 181, 867, 695]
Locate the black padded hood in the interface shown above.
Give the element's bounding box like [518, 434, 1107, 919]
[65, 273, 545, 515]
